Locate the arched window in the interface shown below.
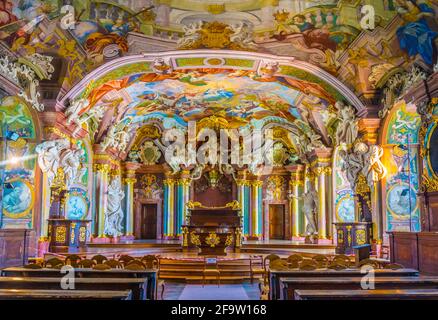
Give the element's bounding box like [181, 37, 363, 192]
[0, 96, 38, 229]
[381, 100, 421, 232]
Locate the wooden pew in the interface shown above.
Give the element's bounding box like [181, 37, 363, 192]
[294, 289, 438, 300]
[280, 276, 438, 300]
[0, 289, 132, 300]
[1, 267, 157, 300]
[269, 268, 420, 300]
[0, 277, 147, 300]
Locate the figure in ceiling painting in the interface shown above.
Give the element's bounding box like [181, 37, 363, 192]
[0, 1, 17, 27]
[75, 68, 336, 131]
[395, 0, 437, 65]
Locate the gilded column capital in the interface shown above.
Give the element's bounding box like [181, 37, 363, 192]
[236, 179, 250, 187]
[123, 177, 137, 185]
[313, 167, 332, 176]
[93, 163, 111, 174]
[110, 168, 122, 178]
[251, 180, 263, 187]
[289, 179, 304, 187]
[163, 178, 176, 186]
[177, 178, 191, 186]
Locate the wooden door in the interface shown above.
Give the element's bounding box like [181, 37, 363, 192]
[269, 204, 285, 240]
[141, 204, 157, 239]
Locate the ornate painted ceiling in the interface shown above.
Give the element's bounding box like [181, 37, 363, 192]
[0, 0, 437, 162]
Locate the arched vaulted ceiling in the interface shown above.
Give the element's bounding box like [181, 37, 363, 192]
[58, 51, 365, 155]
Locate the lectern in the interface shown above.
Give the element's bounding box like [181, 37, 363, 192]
[182, 201, 242, 255]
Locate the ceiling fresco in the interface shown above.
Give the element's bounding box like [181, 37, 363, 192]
[0, 0, 436, 161]
[75, 67, 335, 129]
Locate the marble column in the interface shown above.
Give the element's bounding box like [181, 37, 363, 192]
[93, 163, 110, 238]
[309, 148, 333, 240]
[176, 170, 191, 237]
[287, 165, 305, 238]
[40, 172, 50, 238]
[123, 163, 140, 238]
[163, 173, 176, 239]
[250, 179, 263, 239]
[236, 171, 250, 237]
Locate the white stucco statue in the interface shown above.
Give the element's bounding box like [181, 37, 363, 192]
[335, 101, 358, 146]
[290, 183, 318, 236]
[104, 178, 125, 237]
[65, 98, 90, 125]
[339, 142, 368, 188]
[60, 148, 86, 188]
[35, 139, 70, 186]
[101, 122, 131, 152]
[364, 144, 387, 187]
[177, 21, 202, 49]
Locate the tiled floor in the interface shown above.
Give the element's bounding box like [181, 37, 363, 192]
[161, 282, 260, 300]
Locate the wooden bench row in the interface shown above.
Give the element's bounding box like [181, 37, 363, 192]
[0, 267, 157, 300]
[280, 276, 438, 300]
[294, 289, 438, 300]
[269, 268, 420, 300]
[0, 289, 133, 300]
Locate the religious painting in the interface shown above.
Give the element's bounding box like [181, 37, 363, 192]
[2, 178, 34, 218]
[383, 101, 421, 231]
[395, 0, 437, 65]
[0, 96, 37, 228]
[65, 188, 90, 220]
[81, 68, 336, 133]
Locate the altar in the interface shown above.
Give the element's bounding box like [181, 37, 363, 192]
[182, 201, 242, 255]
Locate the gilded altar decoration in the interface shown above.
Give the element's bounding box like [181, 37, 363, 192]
[422, 174, 438, 192]
[70, 223, 76, 244]
[190, 231, 201, 246]
[346, 225, 352, 246]
[55, 226, 66, 243]
[186, 200, 241, 211]
[205, 232, 221, 247]
[225, 234, 234, 247]
[79, 226, 87, 242]
[337, 230, 344, 244]
[182, 227, 189, 247]
[355, 174, 372, 210]
[355, 229, 366, 245]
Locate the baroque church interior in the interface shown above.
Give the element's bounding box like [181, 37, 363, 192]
[0, 0, 438, 302]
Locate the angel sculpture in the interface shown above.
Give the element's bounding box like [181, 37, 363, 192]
[334, 101, 358, 146]
[35, 139, 70, 186]
[65, 98, 90, 125]
[60, 148, 86, 188]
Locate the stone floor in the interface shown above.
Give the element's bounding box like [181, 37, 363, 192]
[160, 282, 260, 300]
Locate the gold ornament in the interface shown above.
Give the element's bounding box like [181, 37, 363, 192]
[55, 226, 66, 243]
[190, 231, 201, 246]
[205, 232, 220, 247]
[225, 234, 234, 247]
